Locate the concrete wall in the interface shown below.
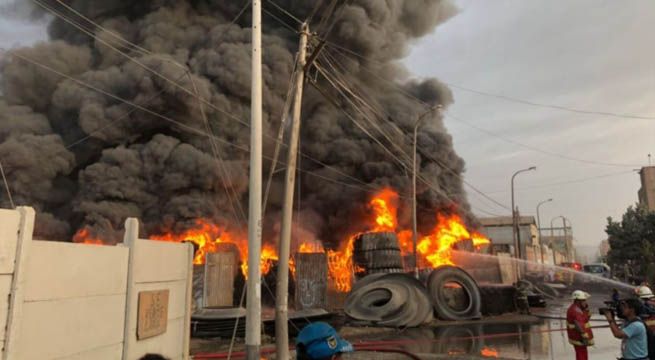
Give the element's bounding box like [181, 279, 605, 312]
[0, 208, 192, 360]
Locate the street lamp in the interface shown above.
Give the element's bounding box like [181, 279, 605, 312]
[511, 166, 536, 260]
[536, 198, 553, 239]
[412, 104, 441, 278]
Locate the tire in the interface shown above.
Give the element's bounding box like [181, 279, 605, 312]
[345, 273, 433, 327]
[354, 232, 400, 252]
[428, 266, 482, 321]
[368, 249, 403, 269]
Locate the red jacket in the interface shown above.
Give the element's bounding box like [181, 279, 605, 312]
[566, 302, 594, 346]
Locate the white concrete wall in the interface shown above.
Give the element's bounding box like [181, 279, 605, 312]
[0, 209, 192, 360]
[122, 219, 193, 360]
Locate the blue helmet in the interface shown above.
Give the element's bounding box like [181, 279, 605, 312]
[296, 322, 354, 359]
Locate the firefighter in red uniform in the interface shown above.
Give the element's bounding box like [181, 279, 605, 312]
[567, 290, 594, 360]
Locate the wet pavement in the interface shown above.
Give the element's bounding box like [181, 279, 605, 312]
[343, 294, 622, 359]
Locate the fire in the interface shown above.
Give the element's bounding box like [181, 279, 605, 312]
[290, 241, 326, 279]
[370, 187, 398, 232]
[327, 235, 358, 292]
[417, 214, 490, 268]
[150, 219, 244, 266]
[150, 218, 277, 279]
[72, 227, 105, 245]
[480, 347, 499, 358]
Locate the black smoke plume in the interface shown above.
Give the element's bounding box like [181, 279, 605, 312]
[0, 0, 472, 247]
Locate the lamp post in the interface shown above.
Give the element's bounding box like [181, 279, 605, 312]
[511, 166, 536, 260]
[412, 104, 440, 278]
[536, 198, 553, 240]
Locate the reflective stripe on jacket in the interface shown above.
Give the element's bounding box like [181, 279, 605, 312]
[567, 302, 594, 346]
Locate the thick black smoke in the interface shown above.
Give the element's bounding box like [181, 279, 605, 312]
[0, 0, 472, 246]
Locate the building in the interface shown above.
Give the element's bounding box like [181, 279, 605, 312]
[638, 166, 655, 211]
[540, 224, 575, 263]
[598, 239, 610, 260]
[479, 216, 541, 263]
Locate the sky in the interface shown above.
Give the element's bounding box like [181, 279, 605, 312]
[404, 0, 655, 258]
[1, 1, 653, 259]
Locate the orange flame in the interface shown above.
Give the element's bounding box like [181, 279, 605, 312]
[417, 214, 490, 268]
[73, 227, 106, 245]
[370, 187, 398, 232]
[480, 347, 499, 357]
[290, 241, 326, 279]
[149, 219, 278, 279]
[327, 235, 358, 292]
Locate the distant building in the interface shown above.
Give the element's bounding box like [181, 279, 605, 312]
[638, 166, 655, 211]
[599, 239, 610, 258]
[479, 216, 541, 263]
[540, 224, 575, 263]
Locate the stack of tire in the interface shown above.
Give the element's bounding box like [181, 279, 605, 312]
[352, 232, 404, 278]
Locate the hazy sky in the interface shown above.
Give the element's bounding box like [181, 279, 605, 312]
[405, 0, 655, 256]
[1, 1, 654, 257]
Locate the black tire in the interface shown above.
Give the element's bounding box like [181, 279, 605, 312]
[428, 266, 482, 321]
[354, 232, 400, 252]
[345, 273, 433, 327]
[368, 249, 403, 269]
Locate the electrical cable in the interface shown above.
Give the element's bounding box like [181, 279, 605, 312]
[326, 45, 642, 173]
[0, 159, 15, 209]
[323, 41, 655, 121]
[36, 0, 378, 201]
[266, 0, 303, 25]
[317, 53, 512, 212]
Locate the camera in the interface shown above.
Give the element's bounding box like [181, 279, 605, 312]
[599, 307, 614, 317]
[599, 300, 626, 319]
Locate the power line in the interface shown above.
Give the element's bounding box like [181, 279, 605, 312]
[444, 111, 642, 168]
[325, 46, 644, 169]
[323, 42, 655, 121]
[266, 0, 303, 24]
[0, 159, 15, 209]
[485, 169, 636, 195]
[20, 1, 379, 199]
[445, 82, 655, 121]
[317, 52, 512, 211]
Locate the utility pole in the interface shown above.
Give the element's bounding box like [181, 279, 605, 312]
[275, 22, 309, 360]
[246, 0, 263, 359]
[412, 105, 439, 278]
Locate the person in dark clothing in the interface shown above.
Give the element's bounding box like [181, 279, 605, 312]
[605, 298, 649, 360]
[296, 322, 354, 360]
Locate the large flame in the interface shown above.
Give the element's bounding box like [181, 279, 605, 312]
[417, 214, 490, 268]
[72, 188, 490, 292]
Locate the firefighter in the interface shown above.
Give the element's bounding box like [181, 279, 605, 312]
[567, 290, 594, 360]
[296, 322, 354, 360]
[637, 286, 655, 314]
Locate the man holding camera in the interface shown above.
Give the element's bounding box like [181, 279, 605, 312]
[567, 290, 594, 360]
[604, 298, 649, 360]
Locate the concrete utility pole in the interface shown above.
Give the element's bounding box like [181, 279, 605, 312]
[510, 166, 536, 261]
[536, 198, 553, 241]
[246, 0, 263, 358]
[412, 105, 440, 278]
[275, 22, 309, 360]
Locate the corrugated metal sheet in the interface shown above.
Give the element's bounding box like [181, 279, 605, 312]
[204, 252, 236, 308]
[294, 252, 327, 310]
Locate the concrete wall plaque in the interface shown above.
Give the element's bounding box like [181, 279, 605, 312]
[137, 289, 169, 339]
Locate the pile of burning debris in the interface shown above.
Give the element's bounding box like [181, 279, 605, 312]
[76, 188, 494, 328]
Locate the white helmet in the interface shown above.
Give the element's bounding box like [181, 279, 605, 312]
[571, 290, 591, 300]
[637, 286, 654, 299]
